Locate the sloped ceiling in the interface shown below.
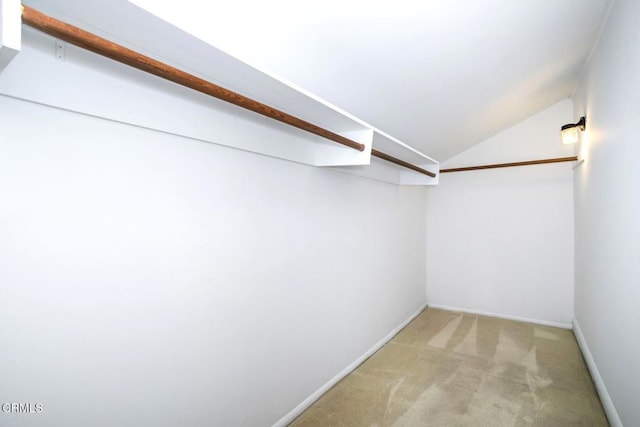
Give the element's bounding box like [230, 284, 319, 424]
[25, 0, 610, 162]
[128, 0, 610, 161]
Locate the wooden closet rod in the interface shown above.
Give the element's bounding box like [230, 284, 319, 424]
[439, 156, 578, 173]
[371, 149, 436, 177]
[20, 6, 437, 178]
[20, 5, 364, 152]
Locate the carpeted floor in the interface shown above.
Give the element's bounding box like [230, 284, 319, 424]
[291, 308, 608, 426]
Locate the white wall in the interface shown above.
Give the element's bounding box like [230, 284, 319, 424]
[0, 94, 427, 426]
[572, 0, 640, 424]
[426, 100, 575, 326]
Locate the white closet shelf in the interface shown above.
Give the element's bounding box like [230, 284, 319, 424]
[0, 0, 21, 71]
[1, 0, 439, 185]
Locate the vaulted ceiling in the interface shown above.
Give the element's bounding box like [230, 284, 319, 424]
[26, 0, 610, 161]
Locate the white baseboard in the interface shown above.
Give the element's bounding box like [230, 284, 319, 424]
[572, 318, 623, 427]
[272, 303, 427, 427]
[427, 303, 572, 329]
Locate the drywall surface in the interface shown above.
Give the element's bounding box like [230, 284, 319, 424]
[572, 0, 640, 424]
[0, 96, 427, 426]
[426, 100, 575, 326]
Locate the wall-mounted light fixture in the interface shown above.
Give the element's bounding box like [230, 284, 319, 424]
[561, 116, 586, 145]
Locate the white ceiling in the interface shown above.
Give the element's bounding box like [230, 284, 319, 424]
[26, 0, 610, 162]
[129, 0, 610, 161]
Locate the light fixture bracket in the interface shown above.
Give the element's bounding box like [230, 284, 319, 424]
[561, 116, 586, 132]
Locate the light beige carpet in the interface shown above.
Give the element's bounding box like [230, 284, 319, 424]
[291, 308, 608, 426]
